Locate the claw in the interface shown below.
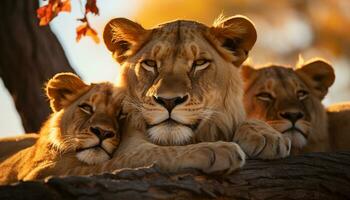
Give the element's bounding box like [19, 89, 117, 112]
[254, 135, 267, 158]
[276, 137, 281, 156]
[285, 138, 291, 156]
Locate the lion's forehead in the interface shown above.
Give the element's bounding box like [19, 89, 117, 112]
[256, 66, 307, 96]
[131, 20, 218, 72]
[148, 21, 208, 54]
[156, 20, 206, 37]
[84, 83, 123, 114]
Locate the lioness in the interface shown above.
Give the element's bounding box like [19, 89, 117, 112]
[241, 58, 335, 154]
[0, 73, 123, 184]
[0, 72, 247, 185]
[103, 15, 291, 159]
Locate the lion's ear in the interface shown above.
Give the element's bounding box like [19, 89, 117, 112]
[46, 73, 89, 112]
[295, 59, 335, 100]
[240, 64, 257, 83]
[103, 18, 150, 63]
[211, 15, 257, 67]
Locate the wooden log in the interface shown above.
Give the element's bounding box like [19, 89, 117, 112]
[0, 152, 349, 200]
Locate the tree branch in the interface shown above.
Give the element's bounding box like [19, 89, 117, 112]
[1, 152, 350, 200]
[0, 0, 75, 132]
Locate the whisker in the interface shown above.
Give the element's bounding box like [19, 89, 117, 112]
[198, 107, 223, 123]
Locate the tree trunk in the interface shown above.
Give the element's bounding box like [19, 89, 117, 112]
[0, 152, 349, 200]
[0, 0, 75, 133]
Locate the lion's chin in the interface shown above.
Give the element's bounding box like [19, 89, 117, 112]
[147, 123, 193, 146]
[283, 131, 307, 149]
[76, 148, 110, 165]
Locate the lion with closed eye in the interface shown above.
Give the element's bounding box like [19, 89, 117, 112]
[0, 73, 124, 185]
[103, 15, 291, 161]
[0, 72, 246, 184]
[0, 16, 294, 184]
[241, 58, 336, 155]
[0, 72, 247, 185]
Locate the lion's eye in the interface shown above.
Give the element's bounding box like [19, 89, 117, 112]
[119, 113, 127, 119]
[78, 103, 93, 114]
[141, 60, 157, 74]
[297, 90, 309, 100]
[116, 109, 126, 120]
[256, 92, 274, 101]
[192, 59, 211, 71]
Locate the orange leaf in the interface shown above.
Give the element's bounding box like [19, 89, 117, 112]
[37, 4, 55, 26]
[86, 26, 100, 43]
[76, 23, 88, 41]
[60, 0, 71, 12]
[36, 0, 71, 26]
[76, 22, 100, 43]
[38, 0, 100, 43]
[85, 0, 99, 15]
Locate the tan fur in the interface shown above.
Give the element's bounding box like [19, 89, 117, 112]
[103, 16, 291, 160]
[327, 102, 350, 151]
[103, 119, 246, 175]
[0, 134, 38, 162]
[0, 73, 123, 185]
[242, 58, 335, 155]
[0, 73, 247, 185]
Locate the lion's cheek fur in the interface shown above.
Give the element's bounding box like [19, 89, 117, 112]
[195, 67, 246, 142]
[142, 108, 169, 125]
[302, 98, 330, 152]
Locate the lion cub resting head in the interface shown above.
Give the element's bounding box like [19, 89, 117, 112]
[242, 58, 335, 154]
[0, 73, 124, 184]
[46, 73, 123, 164]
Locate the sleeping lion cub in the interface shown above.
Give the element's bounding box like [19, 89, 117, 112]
[241, 58, 335, 154]
[0, 73, 123, 184]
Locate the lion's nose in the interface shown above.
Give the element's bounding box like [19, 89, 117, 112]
[279, 111, 304, 124]
[90, 127, 115, 141]
[153, 95, 189, 112]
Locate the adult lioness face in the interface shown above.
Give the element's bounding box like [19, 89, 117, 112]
[104, 16, 256, 145]
[241, 59, 335, 152]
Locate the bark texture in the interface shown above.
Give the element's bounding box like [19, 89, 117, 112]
[0, 152, 349, 200]
[0, 0, 75, 132]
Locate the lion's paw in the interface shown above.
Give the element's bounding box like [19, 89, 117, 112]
[183, 141, 245, 174]
[234, 119, 291, 159]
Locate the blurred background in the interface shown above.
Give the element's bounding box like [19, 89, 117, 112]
[1, 0, 349, 136]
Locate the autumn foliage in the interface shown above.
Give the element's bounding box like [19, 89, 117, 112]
[37, 0, 100, 43]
